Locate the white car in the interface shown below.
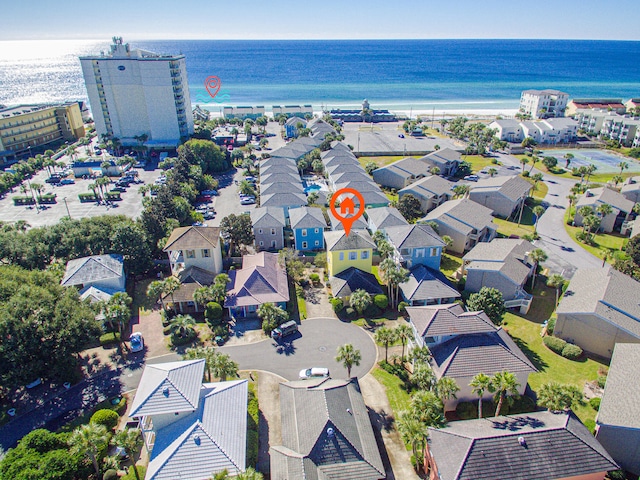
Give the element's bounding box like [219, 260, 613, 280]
[240, 197, 256, 205]
[299, 367, 330, 379]
[130, 332, 144, 352]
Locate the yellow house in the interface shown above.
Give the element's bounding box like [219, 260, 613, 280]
[324, 230, 375, 277]
[0, 103, 85, 161]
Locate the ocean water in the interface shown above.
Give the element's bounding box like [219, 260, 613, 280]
[1, 39, 640, 113]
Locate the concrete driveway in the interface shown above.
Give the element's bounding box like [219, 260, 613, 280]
[220, 317, 378, 381]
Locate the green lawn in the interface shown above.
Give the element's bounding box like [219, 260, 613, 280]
[371, 366, 411, 416]
[502, 312, 606, 426]
[358, 156, 406, 169]
[440, 253, 463, 281]
[564, 209, 628, 261]
[463, 155, 500, 173]
[514, 154, 637, 184]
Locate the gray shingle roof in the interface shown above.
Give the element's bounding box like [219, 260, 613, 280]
[162, 266, 216, 303]
[469, 175, 532, 202]
[598, 343, 640, 429]
[399, 174, 454, 199]
[61, 254, 124, 287]
[271, 378, 385, 480]
[576, 187, 635, 213]
[260, 171, 301, 184]
[224, 252, 290, 307]
[372, 157, 430, 182]
[260, 156, 298, 168]
[557, 267, 640, 337]
[325, 230, 375, 251]
[427, 411, 618, 480]
[385, 224, 445, 249]
[260, 182, 305, 196]
[329, 212, 369, 231]
[260, 192, 307, 208]
[430, 328, 537, 378]
[406, 303, 495, 338]
[400, 265, 461, 303]
[129, 359, 206, 417]
[146, 379, 248, 480]
[463, 239, 534, 286]
[251, 206, 286, 228]
[423, 199, 496, 234]
[330, 267, 383, 298]
[331, 171, 374, 185]
[289, 206, 327, 230]
[334, 180, 383, 193]
[365, 206, 409, 230]
[420, 148, 462, 166]
[326, 163, 366, 176]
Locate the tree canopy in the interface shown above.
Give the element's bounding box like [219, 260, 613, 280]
[466, 287, 506, 325]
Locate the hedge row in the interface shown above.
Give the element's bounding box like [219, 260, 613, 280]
[542, 336, 583, 360]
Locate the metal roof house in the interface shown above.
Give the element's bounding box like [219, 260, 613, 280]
[129, 359, 248, 480]
[61, 253, 125, 297]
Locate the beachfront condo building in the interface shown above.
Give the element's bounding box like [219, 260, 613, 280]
[0, 102, 84, 163]
[519, 89, 569, 119]
[80, 37, 193, 148]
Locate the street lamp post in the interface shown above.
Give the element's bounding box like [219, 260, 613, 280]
[63, 197, 71, 219]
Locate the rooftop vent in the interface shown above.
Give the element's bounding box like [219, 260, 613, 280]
[327, 427, 334, 438]
[518, 436, 527, 447]
[163, 387, 170, 396]
[194, 435, 201, 445]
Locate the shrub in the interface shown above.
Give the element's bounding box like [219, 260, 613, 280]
[205, 302, 223, 322]
[309, 273, 320, 283]
[546, 317, 556, 335]
[597, 375, 607, 389]
[103, 470, 118, 480]
[162, 325, 172, 335]
[561, 343, 583, 360]
[505, 395, 536, 415]
[345, 307, 356, 317]
[121, 466, 146, 480]
[455, 401, 478, 420]
[397, 301, 408, 315]
[170, 329, 198, 347]
[330, 297, 344, 313]
[543, 336, 567, 355]
[491, 158, 499, 164]
[590, 397, 601, 411]
[373, 294, 389, 309]
[90, 409, 119, 430]
[363, 303, 381, 317]
[522, 170, 530, 177]
[20, 429, 63, 453]
[212, 324, 229, 341]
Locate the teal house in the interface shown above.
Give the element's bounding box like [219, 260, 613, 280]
[288, 206, 327, 251]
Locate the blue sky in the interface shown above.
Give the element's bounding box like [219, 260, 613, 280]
[3, 0, 639, 41]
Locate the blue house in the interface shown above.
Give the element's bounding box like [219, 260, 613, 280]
[284, 116, 307, 139]
[384, 224, 445, 271]
[288, 206, 327, 251]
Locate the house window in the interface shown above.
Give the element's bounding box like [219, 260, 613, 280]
[315, 228, 319, 233]
[400, 248, 410, 256]
[315, 240, 319, 246]
[271, 240, 276, 248]
[302, 229, 307, 237]
[415, 248, 425, 258]
[186, 250, 195, 259]
[259, 241, 264, 246]
[258, 229, 263, 234]
[339, 252, 344, 261]
[361, 251, 369, 259]
[430, 247, 438, 256]
[349, 252, 357, 260]
[302, 241, 308, 249]
[202, 249, 210, 258]
[271, 228, 276, 235]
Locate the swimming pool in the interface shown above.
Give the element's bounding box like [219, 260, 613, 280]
[304, 184, 322, 194]
[545, 149, 640, 174]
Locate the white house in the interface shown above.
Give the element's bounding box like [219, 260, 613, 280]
[519, 89, 569, 119]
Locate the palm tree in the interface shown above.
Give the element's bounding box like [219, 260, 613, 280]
[397, 411, 429, 471]
[536, 381, 584, 412]
[618, 161, 629, 176]
[211, 352, 239, 381]
[600, 248, 613, 268]
[169, 314, 196, 339]
[529, 248, 548, 289]
[612, 175, 624, 188]
[412, 345, 431, 365]
[564, 152, 574, 168]
[520, 156, 529, 173]
[532, 205, 545, 234]
[193, 286, 215, 308]
[470, 373, 492, 419]
[376, 240, 394, 261]
[583, 214, 601, 238]
[162, 276, 181, 310]
[68, 423, 110, 476]
[435, 377, 460, 404]
[395, 324, 413, 361]
[441, 235, 453, 253]
[487, 167, 498, 177]
[431, 166, 441, 176]
[596, 203, 613, 224]
[335, 344, 361, 378]
[374, 326, 396, 363]
[452, 184, 469, 199]
[349, 289, 372, 317]
[567, 194, 577, 216]
[586, 163, 597, 183]
[409, 390, 446, 427]
[147, 280, 166, 309]
[113, 428, 143, 480]
[578, 205, 594, 233]
[412, 363, 437, 391]
[546, 273, 566, 307]
[234, 468, 264, 480]
[184, 346, 217, 382]
[491, 371, 520, 417]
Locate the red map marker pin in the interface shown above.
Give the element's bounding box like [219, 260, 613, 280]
[330, 188, 365, 237]
[204, 76, 222, 99]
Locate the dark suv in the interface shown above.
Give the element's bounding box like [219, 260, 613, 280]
[271, 320, 298, 341]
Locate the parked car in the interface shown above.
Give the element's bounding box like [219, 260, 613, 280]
[60, 178, 75, 185]
[129, 332, 144, 352]
[299, 367, 330, 380]
[204, 211, 216, 220]
[201, 190, 218, 196]
[112, 186, 127, 192]
[45, 176, 61, 184]
[271, 320, 298, 340]
[464, 175, 479, 182]
[240, 197, 256, 205]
